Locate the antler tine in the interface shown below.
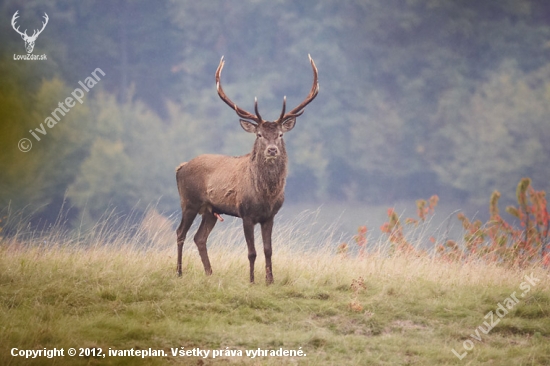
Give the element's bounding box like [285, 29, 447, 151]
[11, 10, 19, 26]
[254, 97, 262, 122]
[216, 56, 260, 123]
[278, 96, 287, 122]
[11, 10, 27, 37]
[36, 13, 49, 36]
[279, 54, 319, 123]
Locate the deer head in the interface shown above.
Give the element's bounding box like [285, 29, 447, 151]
[215, 55, 319, 162]
[11, 11, 49, 54]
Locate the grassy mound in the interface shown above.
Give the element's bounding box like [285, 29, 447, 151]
[0, 213, 549, 365]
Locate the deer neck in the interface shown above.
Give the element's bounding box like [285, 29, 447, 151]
[249, 146, 288, 197]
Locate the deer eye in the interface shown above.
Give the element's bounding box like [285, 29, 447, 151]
[257, 133, 262, 138]
[279, 133, 283, 138]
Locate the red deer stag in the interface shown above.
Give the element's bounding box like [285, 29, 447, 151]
[176, 55, 319, 284]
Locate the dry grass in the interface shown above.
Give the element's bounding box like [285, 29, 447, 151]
[0, 209, 549, 365]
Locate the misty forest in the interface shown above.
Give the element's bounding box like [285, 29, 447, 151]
[1, 0, 550, 229]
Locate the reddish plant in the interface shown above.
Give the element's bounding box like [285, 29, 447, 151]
[351, 179, 548, 269]
[447, 178, 548, 267]
[353, 225, 368, 258]
[380, 208, 409, 253]
[381, 196, 439, 255]
[502, 178, 549, 266]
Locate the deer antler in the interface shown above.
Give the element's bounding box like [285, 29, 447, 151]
[216, 56, 263, 124]
[11, 11, 27, 38]
[277, 54, 319, 124]
[11, 11, 48, 40]
[31, 13, 49, 39]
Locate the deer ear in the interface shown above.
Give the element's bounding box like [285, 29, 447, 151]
[240, 120, 257, 133]
[281, 117, 296, 132]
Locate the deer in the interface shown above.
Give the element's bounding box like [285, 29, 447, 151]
[11, 10, 49, 54]
[176, 55, 319, 284]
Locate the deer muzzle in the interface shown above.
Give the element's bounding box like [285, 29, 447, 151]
[25, 41, 35, 53]
[265, 146, 279, 159]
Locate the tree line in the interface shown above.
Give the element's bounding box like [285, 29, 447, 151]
[1, 0, 549, 226]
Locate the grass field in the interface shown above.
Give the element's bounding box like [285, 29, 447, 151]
[0, 211, 549, 365]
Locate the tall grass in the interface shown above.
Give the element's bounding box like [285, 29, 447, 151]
[0, 208, 549, 365]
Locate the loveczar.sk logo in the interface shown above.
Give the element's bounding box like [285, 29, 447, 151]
[11, 10, 48, 60]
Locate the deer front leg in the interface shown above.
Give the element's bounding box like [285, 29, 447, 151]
[261, 219, 274, 284]
[242, 218, 256, 283]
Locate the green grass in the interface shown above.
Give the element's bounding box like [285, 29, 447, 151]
[0, 212, 549, 365]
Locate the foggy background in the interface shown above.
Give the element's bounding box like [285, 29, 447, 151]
[1, 0, 549, 236]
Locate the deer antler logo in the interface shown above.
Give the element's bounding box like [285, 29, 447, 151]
[11, 11, 49, 54]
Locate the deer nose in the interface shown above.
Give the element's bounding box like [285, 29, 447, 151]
[267, 147, 278, 156]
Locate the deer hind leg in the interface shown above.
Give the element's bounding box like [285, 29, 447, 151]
[176, 209, 197, 277]
[194, 212, 217, 275]
[260, 218, 274, 284]
[242, 218, 256, 283]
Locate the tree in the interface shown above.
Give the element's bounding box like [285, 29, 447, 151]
[0, 60, 92, 220]
[430, 61, 550, 204]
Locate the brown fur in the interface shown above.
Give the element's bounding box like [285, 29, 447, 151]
[175, 56, 318, 284]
